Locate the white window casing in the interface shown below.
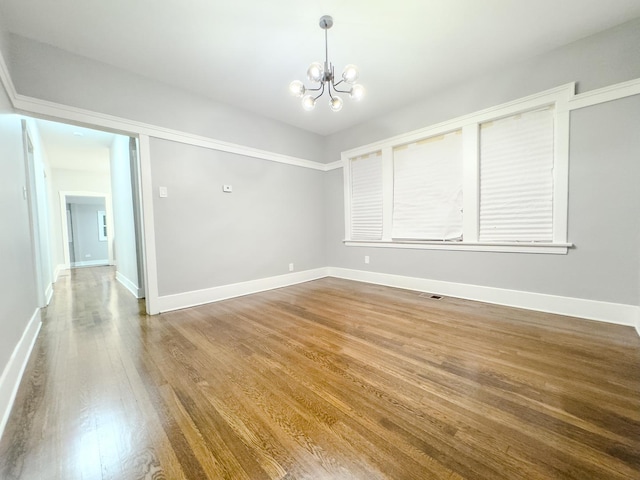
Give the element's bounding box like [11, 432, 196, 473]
[342, 83, 574, 254]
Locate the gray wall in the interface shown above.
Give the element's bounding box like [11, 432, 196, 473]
[324, 18, 640, 306]
[150, 138, 326, 296]
[0, 105, 38, 377]
[325, 96, 640, 305]
[109, 135, 139, 291]
[68, 200, 109, 265]
[6, 34, 326, 164]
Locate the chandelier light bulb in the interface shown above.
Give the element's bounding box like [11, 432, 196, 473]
[302, 94, 316, 111]
[350, 84, 365, 101]
[289, 80, 306, 97]
[329, 96, 343, 112]
[307, 62, 324, 83]
[342, 64, 359, 84]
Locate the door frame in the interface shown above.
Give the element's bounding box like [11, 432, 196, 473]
[21, 121, 50, 307]
[59, 191, 114, 269]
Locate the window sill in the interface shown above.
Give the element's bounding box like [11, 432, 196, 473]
[343, 240, 572, 254]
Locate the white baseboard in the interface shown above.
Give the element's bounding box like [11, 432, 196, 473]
[53, 264, 66, 282]
[157, 267, 329, 313]
[44, 283, 53, 306]
[0, 309, 42, 441]
[71, 259, 109, 268]
[116, 271, 143, 299]
[153, 265, 638, 333]
[328, 267, 639, 329]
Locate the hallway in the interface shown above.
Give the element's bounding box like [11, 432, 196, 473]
[1, 267, 639, 479]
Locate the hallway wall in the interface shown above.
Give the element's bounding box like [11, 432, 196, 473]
[0, 85, 40, 436]
[109, 135, 140, 296]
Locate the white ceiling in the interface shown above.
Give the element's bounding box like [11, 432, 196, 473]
[36, 119, 115, 173]
[3, 1, 640, 136]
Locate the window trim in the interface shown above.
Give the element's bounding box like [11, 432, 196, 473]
[342, 83, 574, 254]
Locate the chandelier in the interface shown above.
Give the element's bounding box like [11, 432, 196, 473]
[289, 15, 365, 112]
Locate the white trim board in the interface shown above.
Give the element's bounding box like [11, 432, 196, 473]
[137, 135, 160, 314]
[328, 267, 639, 329]
[116, 271, 143, 299]
[157, 268, 329, 313]
[0, 48, 17, 101]
[0, 309, 41, 441]
[12, 94, 325, 172]
[568, 77, 640, 111]
[44, 283, 53, 306]
[71, 260, 110, 268]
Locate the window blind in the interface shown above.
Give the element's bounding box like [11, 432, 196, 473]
[350, 152, 383, 240]
[479, 107, 554, 242]
[392, 131, 463, 240]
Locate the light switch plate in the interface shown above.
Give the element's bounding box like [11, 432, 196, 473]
[159, 186, 168, 198]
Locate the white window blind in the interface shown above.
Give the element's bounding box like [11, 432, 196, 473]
[392, 131, 463, 240]
[479, 107, 554, 242]
[350, 152, 383, 240]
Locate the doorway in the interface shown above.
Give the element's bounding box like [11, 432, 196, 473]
[62, 194, 112, 268]
[22, 118, 146, 303]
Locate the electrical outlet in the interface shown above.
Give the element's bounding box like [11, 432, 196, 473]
[85, 254, 91, 258]
[223, 185, 233, 193]
[289, 263, 294, 272]
[364, 255, 370, 264]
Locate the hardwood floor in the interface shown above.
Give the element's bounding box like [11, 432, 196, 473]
[1, 267, 639, 479]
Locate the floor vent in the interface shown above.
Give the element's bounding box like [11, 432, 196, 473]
[419, 293, 443, 300]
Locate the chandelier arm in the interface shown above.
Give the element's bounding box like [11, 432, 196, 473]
[305, 85, 324, 92]
[333, 85, 352, 94]
[313, 82, 326, 101]
[327, 65, 337, 99]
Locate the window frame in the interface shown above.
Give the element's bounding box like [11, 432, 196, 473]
[342, 83, 574, 254]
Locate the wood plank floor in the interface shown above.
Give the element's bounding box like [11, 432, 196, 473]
[1, 267, 639, 480]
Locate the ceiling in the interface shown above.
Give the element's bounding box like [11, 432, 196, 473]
[3, 1, 640, 136]
[35, 119, 116, 173]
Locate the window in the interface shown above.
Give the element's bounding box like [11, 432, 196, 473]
[98, 210, 108, 241]
[342, 84, 572, 254]
[392, 131, 463, 240]
[479, 107, 554, 242]
[350, 152, 383, 240]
